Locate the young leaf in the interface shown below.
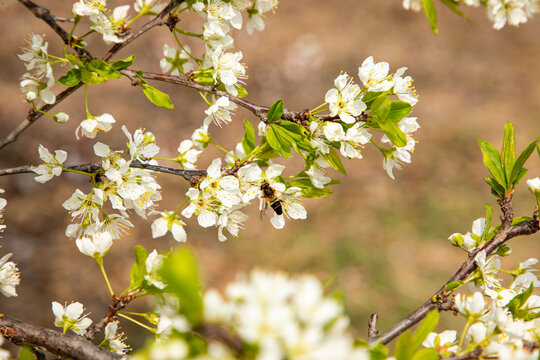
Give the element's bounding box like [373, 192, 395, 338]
[129, 246, 149, 291]
[421, 0, 438, 34]
[58, 69, 82, 87]
[411, 310, 439, 350]
[439, 0, 471, 21]
[242, 119, 256, 154]
[370, 96, 392, 123]
[387, 101, 412, 124]
[159, 248, 203, 325]
[507, 284, 534, 319]
[267, 100, 284, 123]
[484, 177, 504, 198]
[266, 125, 292, 158]
[411, 348, 439, 360]
[86, 59, 121, 82]
[368, 343, 389, 360]
[394, 331, 415, 360]
[110, 55, 135, 70]
[484, 204, 493, 240]
[362, 91, 384, 107]
[141, 83, 174, 109]
[323, 147, 347, 175]
[510, 137, 539, 186]
[501, 121, 516, 188]
[478, 140, 505, 190]
[17, 346, 35, 360]
[286, 179, 333, 199]
[445, 280, 464, 291]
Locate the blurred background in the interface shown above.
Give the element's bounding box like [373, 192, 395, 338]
[1, 0, 540, 351]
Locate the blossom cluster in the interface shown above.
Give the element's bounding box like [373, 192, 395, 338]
[149, 269, 370, 360]
[316, 56, 419, 179]
[31, 127, 162, 259]
[0, 189, 20, 298]
[403, 0, 539, 30]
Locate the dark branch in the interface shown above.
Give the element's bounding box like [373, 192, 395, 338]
[442, 347, 483, 360]
[102, 0, 185, 61]
[0, 161, 207, 181]
[0, 85, 82, 151]
[84, 294, 137, 341]
[373, 211, 540, 345]
[0, 314, 123, 360]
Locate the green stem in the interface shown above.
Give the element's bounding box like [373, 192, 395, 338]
[238, 143, 264, 166]
[68, 16, 81, 40]
[174, 28, 203, 39]
[78, 29, 95, 40]
[117, 313, 156, 333]
[310, 103, 327, 113]
[173, 196, 189, 216]
[311, 109, 329, 115]
[96, 257, 115, 296]
[126, 12, 144, 27]
[199, 91, 212, 106]
[458, 318, 472, 352]
[210, 140, 236, 159]
[152, 157, 178, 162]
[35, 109, 54, 119]
[62, 168, 93, 176]
[84, 84, 91, 118]
[173, 31, 201, 64]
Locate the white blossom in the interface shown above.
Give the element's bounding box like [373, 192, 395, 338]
[52, 301, 92, 335]
[0, 253, 20, 297]
[32, 144, 67, 183]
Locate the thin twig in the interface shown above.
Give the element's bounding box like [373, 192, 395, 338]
[1, 0, 183, 152]
[102, 0, 185, 62]
[0, 161, 207, 181]
[84, 293, 137, 341]
[0, 314, 123, 360]
[121, 68, 343, 124]
[442, 347, 483, 360]
[0, 85, 82, 151]
[373, 207, 539, 345]
[367, 313, 379, 343]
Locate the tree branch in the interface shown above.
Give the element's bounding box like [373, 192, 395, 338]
[0, 161, 207, 181]
[373, 210, 540, 345]
[1, 0, 184, 152]
[120, 68, 346, 124]
[84, 293, 137, 341]
[0, 314, 123, 360]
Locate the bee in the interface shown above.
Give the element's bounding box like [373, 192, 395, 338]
[260, 181, 283, 216]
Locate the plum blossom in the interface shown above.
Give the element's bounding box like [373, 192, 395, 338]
[176, 140, 202, 169]
[0, 253, 20, 297]
[52, 301, 92, 335]
[204, 96, 237, 127]
[151, 211, 187, 242]
[32, 144, 67, 183]
[358, 56, 394, 92]
[160, 44, 193, 75]
[211, 46, 246, 96]
[325, 73, 366, 124]
[76, 113, 116, 139]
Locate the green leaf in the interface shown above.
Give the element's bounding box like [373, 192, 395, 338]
[394, 331, 414, 360]
[242, 119, 256, 154]
[387, 101, 412, 124]
[501, 121, 516, 188]
[445, 280, 464, 291]
[370, 96, 392, 123]
[439, 0, 470, 21]
[513, 168, 528, 186]
[421, 0, 438, 34]
[368, 343, 389, 360]
[323, 147, 347, 175]
[286, 179, 333, 199]
[141, 84, 174, 109]
[159, 248, 203, 325]
[129, 246, 149, 291]
[478, 140, 505, 189]
[266, 122, 314, 158]
[362, 91, 384, 107]
[380, 121, 408, 147]
[494, 244, 512, 257]
[411, 348, 439, 360]
[64, 53, 85, 68]
[84, 59, 121, 84]
[110, 55, 135, 70]
[266, 125, 292, 158]
[17, 346, 35, 360]
[484, 177, 504, 198]
[58, 68, 82, 87]
[267, 100, 284, 123]
[508, 283, 534, 319]
[510, 137, 539, 186]
[411, 310, 439, 350]
[484, 204, 493, 240]
[236, 85, 248, 98]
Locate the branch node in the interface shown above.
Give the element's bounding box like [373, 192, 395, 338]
[367, 313, 379, 344]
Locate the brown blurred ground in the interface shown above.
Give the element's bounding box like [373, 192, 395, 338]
[1, 0, 540, 351]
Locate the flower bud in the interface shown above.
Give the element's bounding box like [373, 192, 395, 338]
[54, 112, 69, 123]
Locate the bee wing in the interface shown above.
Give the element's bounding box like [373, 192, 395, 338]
[259, 199, 269, 221]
